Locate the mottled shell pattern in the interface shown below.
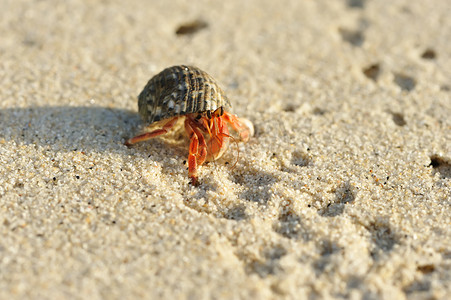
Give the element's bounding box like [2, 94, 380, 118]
[138, 65, 231, 124]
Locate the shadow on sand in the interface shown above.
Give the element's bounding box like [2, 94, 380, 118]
[0, 106, 142, 153]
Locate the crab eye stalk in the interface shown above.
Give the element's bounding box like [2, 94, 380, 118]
[213, 107, 224, 118]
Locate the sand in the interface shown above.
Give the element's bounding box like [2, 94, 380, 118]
[0, 0, 450, 299]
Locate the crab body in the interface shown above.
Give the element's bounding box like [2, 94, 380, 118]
[126, 65, 252, 185]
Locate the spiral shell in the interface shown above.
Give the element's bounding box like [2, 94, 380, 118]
[138, 65, 231, 124]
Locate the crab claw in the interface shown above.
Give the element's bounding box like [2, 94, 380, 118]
[222, 112, 253, 142]
[238, 117, 254, 141]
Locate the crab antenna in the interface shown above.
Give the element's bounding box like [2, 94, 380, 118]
[216, 132, 239, 170]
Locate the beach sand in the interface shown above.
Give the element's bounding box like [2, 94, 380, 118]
[0, 0, 450, 298]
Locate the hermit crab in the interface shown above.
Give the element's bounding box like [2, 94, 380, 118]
[125, 65, 253, 186]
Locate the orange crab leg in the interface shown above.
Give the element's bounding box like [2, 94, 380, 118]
[124, 117, 179, 146]
[185, 118, 208, 185]
[205, 115, 230, 160]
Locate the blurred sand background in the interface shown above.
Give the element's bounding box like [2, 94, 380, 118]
[0, 0, 450, 299]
